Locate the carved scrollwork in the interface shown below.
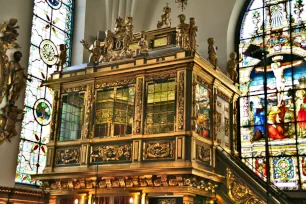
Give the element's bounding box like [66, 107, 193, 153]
[145, 72, 177, 82]
[95, 78, 136, 89]
[143, 140, 175, 160]
[227, 168, 265, 204]
[196, 144, 211, 165]
[177, 71, 185, 130]
[49, 90, 58, 141]
[62, 85, 87, 93]
[135, 77, 143, 134]
[81, 85, 92, 138]
[55, 148, 80, 165]
[91, 144, 132, 162]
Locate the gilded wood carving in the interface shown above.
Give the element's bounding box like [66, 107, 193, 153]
[143, 140, 175, 160]
[91, 144, 132, 162]
[177, 71, 185, 130]
[135, 77, 143, 134]
[227, 168, 265, 204]
[81, 85, 92, 138]
[55, 148, 80, 165]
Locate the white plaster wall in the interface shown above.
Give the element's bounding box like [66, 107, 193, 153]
[0, 0, 33, 188]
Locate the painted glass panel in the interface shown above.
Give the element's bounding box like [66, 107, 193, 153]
[16, 0, 74, 185]
[239, 0, 306, 190]
[194, 83, 211, 138]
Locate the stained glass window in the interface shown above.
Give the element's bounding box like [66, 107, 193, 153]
[238, 0, 306, 190]
[15, 0, 74, 185]
[194, 83, 211, 138]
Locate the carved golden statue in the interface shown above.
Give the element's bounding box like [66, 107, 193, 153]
[207, 38, 218, 67]
[0, 18, 19, 43]
[176, 14, 190, 50]
[189, 17, 198, 52]
[80, 39, 102, 64]
[227, 52, 241, 84]
[0, 105, 23, 144]
[157, 4, 171, 29]
[8, 51, 29, 104]
[138, 31, 149, 56]
[0, 19, 20, 103]
[56, 44, 67, 72]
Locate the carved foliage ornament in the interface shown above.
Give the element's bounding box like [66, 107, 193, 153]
[62, 85, 87, 93]
[227, 168, 265, 204]
[143, 140, 175, 160]
[44, 174, 218, 193]
[96, 78, 136, 89]
[82, 85, 92, 138]
[55, 148, 80, 165]
[135, 77, 143, 134]
[177, 71, 185, 130]
[145, 72, 176, 82]
[196, 144, 211, 165]
[0, 19, 28, 144]
[91, 144, 132, 162]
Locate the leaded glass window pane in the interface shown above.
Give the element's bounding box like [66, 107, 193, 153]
[145, 81, 176, 134]
[16, 0, 74, 185]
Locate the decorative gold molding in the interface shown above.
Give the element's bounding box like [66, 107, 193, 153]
[145, 72, 177, 82]
[82, 85, 92, 139]
[96, 78, 136, 89]
[227, 168, 265, 204]
[55, 148, 80, 165]
[135, 77, 144, 134]
[61, 85, 87, 93]
[91, 144, 132, 162]
[143, 140, 175, 160]
[177, 71, 185, 130]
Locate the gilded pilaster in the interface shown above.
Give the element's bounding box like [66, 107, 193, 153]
[134, 76, 144, 134]
[82, 85, 93, 139]
[177, 70, 186, 131]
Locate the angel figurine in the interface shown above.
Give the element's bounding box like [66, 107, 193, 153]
[80, 39, 102, 64]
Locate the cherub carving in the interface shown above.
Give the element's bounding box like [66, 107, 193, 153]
[0, 18, 19, 43]
[157, 4, 171, 29]
[103, 30, 114, 62]
[176, 14, 190, 50]
[80, 39, 102, 64]
[189, 17, 198, 52]
[56, 44, 66, 72]
[207, 38, 218, 67]
[8, 51, 30, 104]
[0, 105, 23, 143]
[114, 17, 125, 36]
[138, 31, 149, 56]
[227, 52, 242, 84]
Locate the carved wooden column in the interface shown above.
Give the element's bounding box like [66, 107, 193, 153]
[231, 93, 240, 155]
[134, 76, 144, 134]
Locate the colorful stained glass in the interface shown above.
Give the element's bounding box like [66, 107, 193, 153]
[239, 0, 306, 190]
[15, 0, 74, 185]
[194, 83, 211, 138]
